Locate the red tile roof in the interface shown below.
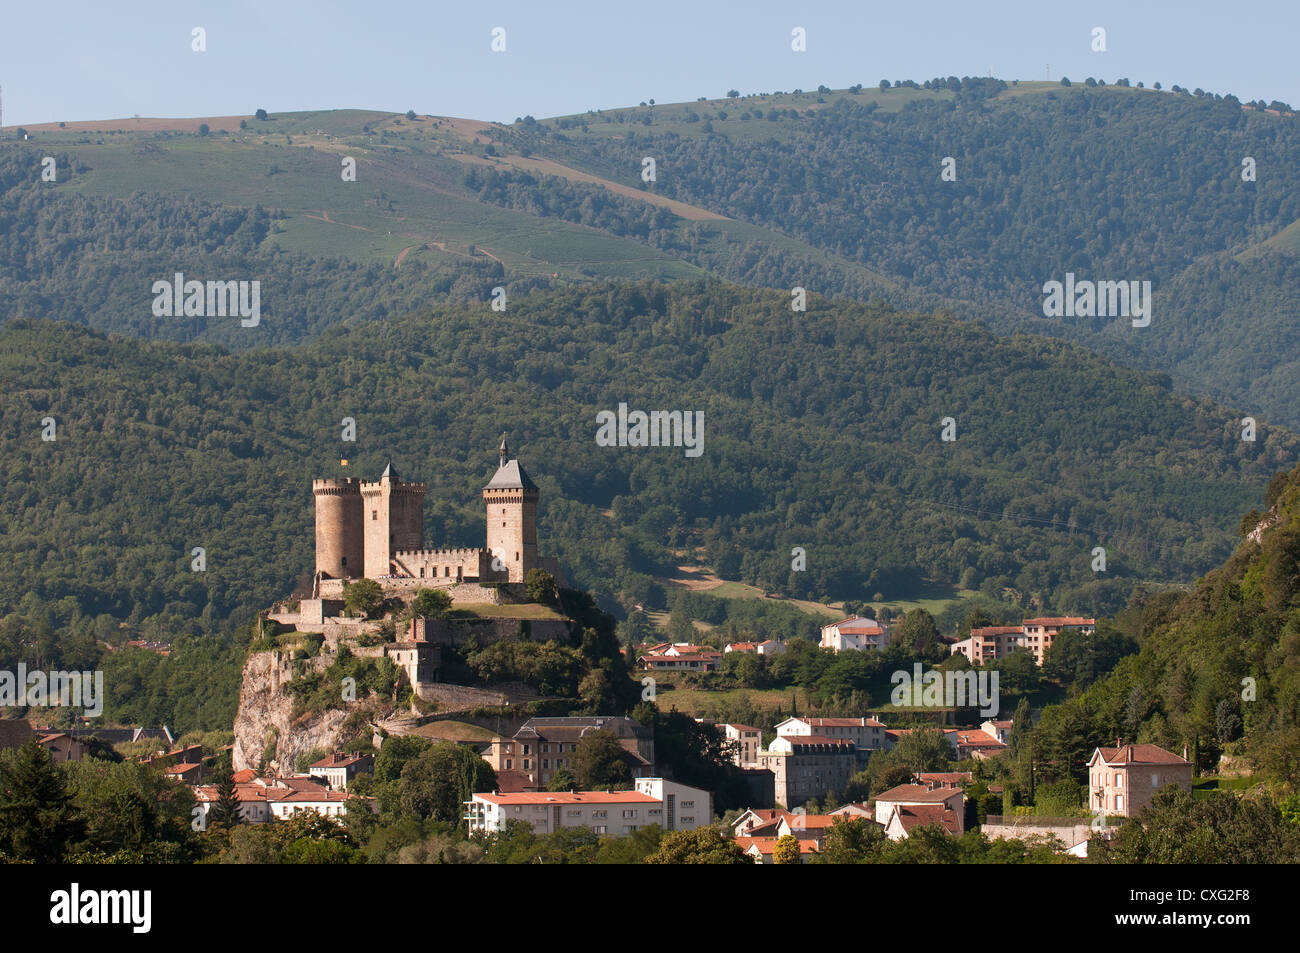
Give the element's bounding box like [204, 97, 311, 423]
[892, 804, 962, 835]
[1021, 617, 1095, 627]
[474, 790, 658, 805]
[735, 836, 820, 855]
[1092, 744, 1190, 766]
[875, 783, 963, 804]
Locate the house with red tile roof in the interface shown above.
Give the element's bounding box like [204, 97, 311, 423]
[308, 751, 374, 791]
[1087, 743, 1192, 818]
[872, 783, 965, 836]
[731, 807, 796, 838]
[951, 617, 1096, 667]
[735, 835, 818, 863]
[465, 777, 711, 836]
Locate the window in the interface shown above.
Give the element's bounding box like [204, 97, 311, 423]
[543, 759, 549, 769]
[592, 810, 607, 819]
[542, 744, 550, 753]
[681, 800, 694, 808]
[623, 809, 638, 818]
[523, 759, 530, 769]
[523, 745, 530, 754]
[505, 759, 512, 769]
[372, 510, 378, 520]
[594, 826, 607, 834]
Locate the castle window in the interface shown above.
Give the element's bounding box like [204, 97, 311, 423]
[372, 510, 378, 520]
[419, 568, 425, 578]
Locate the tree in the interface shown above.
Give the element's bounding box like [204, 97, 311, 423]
[0, 742, 82, 862]
[818, 816, 886, 863]
[410, 588, 452, 619]
[209, 765, 243, 831]
[773, 833, 802, 864]
[405, 110, 417, 120]
[726, 89, 740, 98]
[343, 578, 384, 619]
[547, 767, 577, 792]
[573, 730, 632, 789]
[879, 79, 891, 92]
[891, 725, 952, 773]
[396, 742, 497, 823]
[895, 608, 941, 653]
[254, 108, 268, 120]
[525, 568, 558, 604]
[645, 825, 752, 864]
[198, 124, 210, 137]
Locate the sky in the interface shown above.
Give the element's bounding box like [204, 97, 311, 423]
[2, 0, 1298, 126]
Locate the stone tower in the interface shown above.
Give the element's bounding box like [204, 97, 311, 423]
[483, 436, 538, 583]
[312, 478, 363, 580]
[360, 464, 426, 579]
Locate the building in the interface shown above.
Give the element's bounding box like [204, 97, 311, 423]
[722, 724, 762, 766]
[757, 736, 858, 809]
[1087, 743, 1193, 818]
[736, 836, 818, 863]
[982, 719, 1013, 744]
[819, 616, 889, 652]
[731, 808, 796, 838]
[637, 643, 722, 673]
[464, 778, 711, 836]
[776, 716, 887, 757]
[37, 733, 89, 764]
[192, 774, 364, 826]
[950, 617, 1096, 667]
[872, 782, 965, 839]
[952, 729, 1008, 760]
[312, 437, 559, 593]
[308, 751, 375, 791]
[481, 716, 654, 790]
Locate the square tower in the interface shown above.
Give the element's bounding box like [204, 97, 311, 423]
[360, 464, 426, 579]
[483, 437, 538, 583]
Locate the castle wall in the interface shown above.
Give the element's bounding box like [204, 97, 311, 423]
[392, 547, 489, 582]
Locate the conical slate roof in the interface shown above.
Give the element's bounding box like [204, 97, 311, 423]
[381, 462, 398, 479]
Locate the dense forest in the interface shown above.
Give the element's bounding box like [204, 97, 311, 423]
[503, 83, 1300, 427]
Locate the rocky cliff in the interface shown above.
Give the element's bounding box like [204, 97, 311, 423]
[231, 649, 353, 774]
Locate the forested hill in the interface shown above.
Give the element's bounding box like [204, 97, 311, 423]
[1027, 462, 1300, 789]
[511, 81, 1300, 427]
[7, 82, 1300, 427]
[0, 281, 1293, 643]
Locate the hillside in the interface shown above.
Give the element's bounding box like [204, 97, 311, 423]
[0, 281, 1293, 644]
[1025, 462, 1300, 791]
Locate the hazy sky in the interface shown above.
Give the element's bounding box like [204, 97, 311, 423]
[3, 0, 1297, 126]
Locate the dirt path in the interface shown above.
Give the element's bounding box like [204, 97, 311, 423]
[304, 209, 372, 231]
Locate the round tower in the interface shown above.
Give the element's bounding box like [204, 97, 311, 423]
[313, 478, 363, 580]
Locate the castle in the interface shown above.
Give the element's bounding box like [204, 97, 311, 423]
[311, 437, 553, 595]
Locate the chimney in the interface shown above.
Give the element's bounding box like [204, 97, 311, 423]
[1182, 744, 1189, 761]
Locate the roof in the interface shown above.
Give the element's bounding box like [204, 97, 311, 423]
[0, 720, 35, 749]
[825, 616, 884, 631]
[891, 804, 962, 835]
[484, 458, 538, 492]
[915, 772, 974, 785]
[735, 836, 820, 855]
[381, 462, 398, 479]
[791, 717, 886, 728]
[309, 752, 371, 769]
[232, 768, 258, 783]
[874, 784, 964, 804]
[473, 791, 658, 806]
[775, 735, 856, 749]
[785, 814, 844, 830]
[970, 626, 1023, 637]
[1091, 744, 1190, 766]
[1021, 617, 1095, 627]
[954, 730, 1006, 748]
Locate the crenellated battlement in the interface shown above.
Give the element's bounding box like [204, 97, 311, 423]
[313, 478, 362, 495]
[395, 547, 485, 558]
[361, 481, 426, 495]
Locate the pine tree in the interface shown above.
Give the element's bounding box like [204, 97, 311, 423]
[0, 741, 81, 862]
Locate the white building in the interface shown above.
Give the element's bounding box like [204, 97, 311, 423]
[464, 778, 711, 836]
[776, 716, 887, 752]
[819, 617, 889, 652]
